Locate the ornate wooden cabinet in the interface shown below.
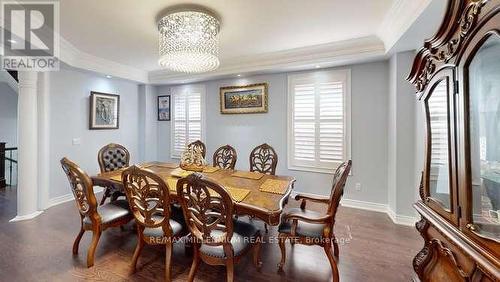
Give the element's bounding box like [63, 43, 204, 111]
[407, 0, 500, 280]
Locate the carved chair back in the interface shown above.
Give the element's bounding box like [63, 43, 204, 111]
[249, 143, 278, 175]
[187, 140, 206, 158]
[326, 160, 352, 224]
[213, 145, 237, 169]
[177, 173, 234, 248]
[98, 143, 130, 173]
[122, 165, 173, 237]
[61, 157, 99, 221]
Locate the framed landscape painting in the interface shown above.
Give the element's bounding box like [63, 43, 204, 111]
[220, 83, 268, 114]
[158, 95, 171, 121]
[89, 91, 120, 130]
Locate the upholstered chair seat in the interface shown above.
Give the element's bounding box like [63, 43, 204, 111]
[177, 173, 263, 282]
[278, 208, 326, 238]
[277, 160, 352, 282]
[142, 209, 186, 239]
[82, 199, 130, 226]
[199, 219, 260, 258]
[61, 157, 133, 268]
[122, 165, 188, 281]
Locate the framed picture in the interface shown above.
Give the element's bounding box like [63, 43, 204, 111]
[158, 95, 171, 121]
[220, 83, 268, 114]
[89, 91, 120, 130]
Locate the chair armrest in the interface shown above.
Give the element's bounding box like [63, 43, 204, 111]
[282, 212, 332, 225]
[294, 193, 329, 209]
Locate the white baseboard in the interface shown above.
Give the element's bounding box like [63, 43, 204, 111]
[386, 208, 418, 226]
[340, 198, 388, 213]
[47, 187, 104, 209]
[341, 198, 417, 227]
[9, 210, 44, 222]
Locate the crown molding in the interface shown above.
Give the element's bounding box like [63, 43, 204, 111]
[377, 0, 433, 51]
[59, 38, 149, 83]
[148, 36, 386, 84]
[2, 1, 148, 83]
[1, 1, 434, 84]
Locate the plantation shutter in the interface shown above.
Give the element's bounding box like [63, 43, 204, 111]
[288, 70, 350, 172]
[171, 85, 205, 158]
[428, 81, 449, 177]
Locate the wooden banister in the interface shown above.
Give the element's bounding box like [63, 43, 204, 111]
[0, 142, 6, 188]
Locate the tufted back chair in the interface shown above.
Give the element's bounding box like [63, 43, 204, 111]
[98, 143, 130, 173]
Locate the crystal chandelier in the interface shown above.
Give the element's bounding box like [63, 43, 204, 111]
[158, 9, 220, 73]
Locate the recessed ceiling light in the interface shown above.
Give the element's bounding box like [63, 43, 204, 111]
[106, 75, 112, 79]
[7, 39, 16, 44]
[237, 74, 242, 77]
[315, 65, 321, 68]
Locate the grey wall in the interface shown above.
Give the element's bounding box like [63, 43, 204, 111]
[0, 82, 18, 147]
[157, 61, 390, 203]
[138, 85, 158, 162]
[157, 87, 172, 162]
[388, 51, 420, 217]
[47, 66, 140, 199]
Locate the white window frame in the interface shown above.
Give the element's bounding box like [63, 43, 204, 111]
[170, 84, 206, 159]
[287, 69, 352, 174]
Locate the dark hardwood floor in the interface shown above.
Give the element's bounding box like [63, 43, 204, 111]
[0, 187, 421, 281]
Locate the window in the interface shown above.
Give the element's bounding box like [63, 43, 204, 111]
[287, 69, 351, 173]
[171, 85, 205, 158]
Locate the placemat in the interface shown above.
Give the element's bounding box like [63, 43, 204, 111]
[259, 179, 289, 195]
[170, 180, 249, 202]
[226, 186, 251, 202]
[203, 166, 220, 173]
[207, 186, 250, 203]
[110, 172, 123, 182]
[232, 171, 264, 180]
[166, 177, 179, 192]
[170, 168, 194, 178]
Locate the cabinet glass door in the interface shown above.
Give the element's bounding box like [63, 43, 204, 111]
[468, 36, 500, 241]
[426, 79, 452, 211]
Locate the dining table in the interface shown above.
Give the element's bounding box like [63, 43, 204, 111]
[92, 161, 296, 226]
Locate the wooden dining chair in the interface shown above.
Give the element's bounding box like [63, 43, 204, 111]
[213, 144, 237, 169]
[187, 140, 206, 158]
[249, 143, 278, 232]
[249, 143, 278, 175]
[61, 157, 133, 268]
[177, 173, 263, 282]
[97, 143, 130, 205]
[277, 160, 352, 282]
[122, 165, 188, 281]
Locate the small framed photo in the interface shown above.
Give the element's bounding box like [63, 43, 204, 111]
[89, 91, 120, 130]
[220, 83, 268, 114]
[158, 95, 171, 121]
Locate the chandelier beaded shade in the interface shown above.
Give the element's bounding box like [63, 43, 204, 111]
[158, 9, 220, 73]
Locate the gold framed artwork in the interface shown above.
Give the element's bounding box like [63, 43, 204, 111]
[219, 83, 268, 114]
